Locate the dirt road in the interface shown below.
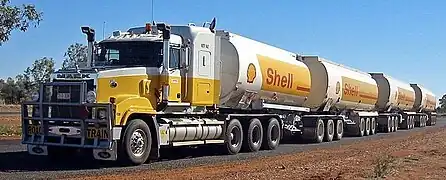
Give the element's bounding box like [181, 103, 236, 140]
[0, 118, 444, 180]
[77, 121, 446, 180]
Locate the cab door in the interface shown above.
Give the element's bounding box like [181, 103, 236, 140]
[167, 47, 182, 102]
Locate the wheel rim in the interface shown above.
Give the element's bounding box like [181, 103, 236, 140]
[271, 124, 279, 143]
[360, 118, 364, 132]
[328, 121, 334, 135]
[338, 121, 343, 135]
[230, 126, 241, 148]
[252, 125, 261, 145]
[318, 121, 324, 137]
[366, 119, 370, 131]
[130, 129, 146, 157]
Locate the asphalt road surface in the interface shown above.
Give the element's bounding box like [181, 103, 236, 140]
[1, 118, 445, 180]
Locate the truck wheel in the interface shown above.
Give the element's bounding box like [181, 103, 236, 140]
[262, 117, 280, 150]
[333, 119, 343, 140]
[385, 117, 392, 133]
[409, 116, 413, 129]
[324, 119, 334, 142]
[427, 116, 432, 126]
[393, 116, 398, 132]
[391, 116, 396, 132]
[364, 118, 370, 136]
[355, 118, 365, 137]
[243, 118, 263, 152]
[370, 118, 376, 135]
[225, 119, 243, 154]
[119, 119, 151, 165]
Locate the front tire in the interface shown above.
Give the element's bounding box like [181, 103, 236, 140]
[119, 119, 151, 165]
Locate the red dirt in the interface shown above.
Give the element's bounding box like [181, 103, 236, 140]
[0, 105, 20, 113]
[69, 126, 446, 180]
[0, 115, 20, 125]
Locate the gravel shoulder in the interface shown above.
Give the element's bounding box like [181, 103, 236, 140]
[1, 112, 444, 179]
[69, 120, 446, 180]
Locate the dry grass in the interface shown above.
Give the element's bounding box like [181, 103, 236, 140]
[0, 124, 21, 136]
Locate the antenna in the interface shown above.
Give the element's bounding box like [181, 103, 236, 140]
[102, 21, 106, 39]
[151, 0, 154, 22]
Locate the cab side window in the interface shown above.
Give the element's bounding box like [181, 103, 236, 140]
[169, 48, 180, 68]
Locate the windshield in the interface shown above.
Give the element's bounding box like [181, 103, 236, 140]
[95, 41, 163, 67]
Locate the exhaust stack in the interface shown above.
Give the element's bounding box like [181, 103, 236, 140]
[81, 26, 95, 68]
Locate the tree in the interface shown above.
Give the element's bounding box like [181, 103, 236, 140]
[62, 43, 88, 69]
[23, 57, 55, 93]
[437, 94, 446, 113]
[0, 77, 19, 104]
[0, 0, 43, 45]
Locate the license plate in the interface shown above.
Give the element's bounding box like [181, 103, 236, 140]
[87, 128, 109, 139]
[57, 93, 71, 100]
[27, 125, 41, 135]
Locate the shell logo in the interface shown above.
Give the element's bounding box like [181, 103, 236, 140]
[247, 63, 256, 83]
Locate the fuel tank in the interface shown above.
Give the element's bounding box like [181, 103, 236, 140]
[302, 56, 379, 111]
[217, 31, 312, 108]
[370, 73, 416, 112]
[410, 84, 436, 112]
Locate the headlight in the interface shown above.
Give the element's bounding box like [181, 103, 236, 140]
[98, 109, 106, 119]
[31, 92, 39, 101]
[86, 91, 96, 103]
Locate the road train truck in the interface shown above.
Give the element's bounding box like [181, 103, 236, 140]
[20, 19, 437, 165]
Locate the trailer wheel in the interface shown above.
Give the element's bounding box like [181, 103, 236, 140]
[225, 119, 243, 154]
[333, 119, 343, 140]
[314, 118, 324, 143]
[324, 119, 334, 142]
[393, 116, 398, 132]
[385, 117, 392, 133]
[262, 117, 280, 150]
[420, 116, 424, 127]
[355, 118, 365, 137]
[427, 116, 432, 126]
[243, 118, 263, 152]
[364, 118, 370, 136]
[408, 116, 413, 129]
[370, 117, 376, 135]
[402, 117, 409, 130]
[119, 119, 151, 165]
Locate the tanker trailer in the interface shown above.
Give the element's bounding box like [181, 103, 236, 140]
[410, 84, 437, 126]
[370, 73, 416, 131]
[299, 55, 381, 142]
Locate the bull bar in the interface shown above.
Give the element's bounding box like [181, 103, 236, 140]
[21, 81, 115, 149]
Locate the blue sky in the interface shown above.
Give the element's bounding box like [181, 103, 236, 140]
[1, 0, 445, 98]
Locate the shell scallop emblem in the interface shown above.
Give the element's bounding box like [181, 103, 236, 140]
[247, 63, 256, 83]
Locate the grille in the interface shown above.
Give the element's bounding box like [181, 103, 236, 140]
[42, 79, 95, 119]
